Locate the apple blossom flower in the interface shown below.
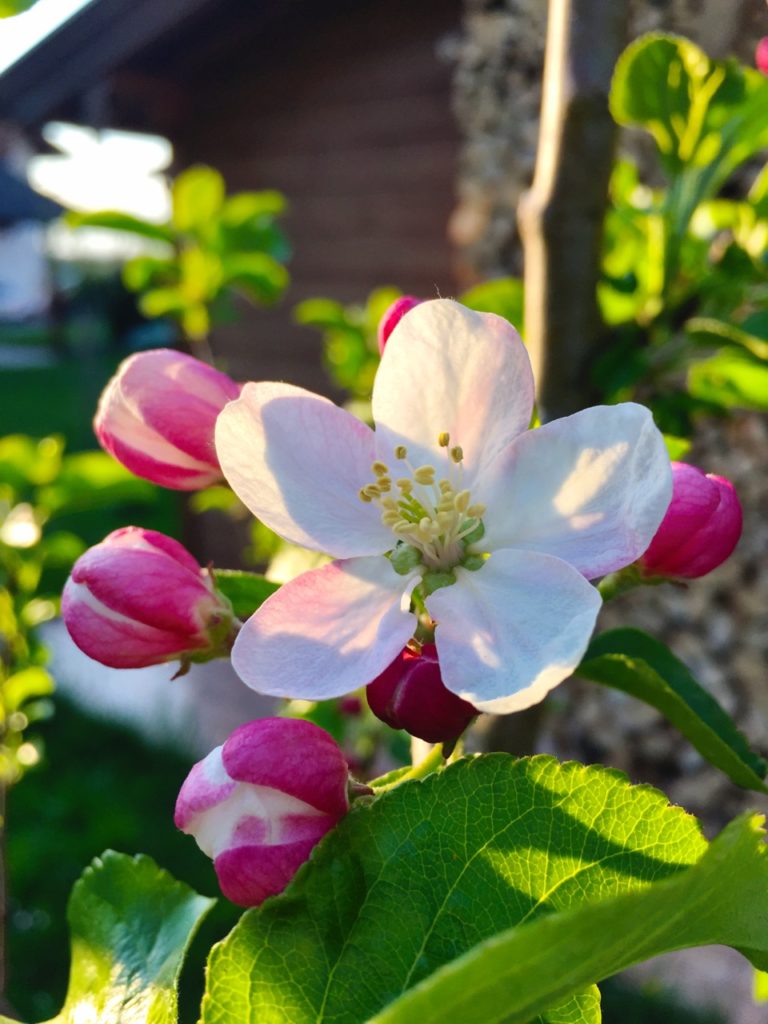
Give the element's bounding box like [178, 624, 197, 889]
[215, 299, 672, 713]
[638, 462, 742, 579]
[62, 526, 235, 668]
[94, 348, 240, 490]
[367, 643, 477, 743]
[175, 718, 350, 906]
[378, 296, 422, 353]
[757, 38, 768, 75]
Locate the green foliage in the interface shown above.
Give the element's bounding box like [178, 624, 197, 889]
[212, 569, 279, 620]
[200, 755, 720, 1024]
[599, 35, 768, 432]
[0, 852, 212, 1024]
[373, 814, 768, 1024]
[67, 166, 290, 343]
[579, 629, 767, 793]
[0, 0, 37, 15]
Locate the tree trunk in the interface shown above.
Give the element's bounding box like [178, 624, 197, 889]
[517, 0, 630, 422]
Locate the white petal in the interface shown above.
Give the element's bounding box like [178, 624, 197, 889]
[426, 549, 601, 714]
[372, 299, 533, 487]
[216, 382, 392, 557]
[481, 403, 672, 579]
[231, 556, 418, 700]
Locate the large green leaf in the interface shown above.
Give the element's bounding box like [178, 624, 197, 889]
[687, 348, 768, 411]
[200, 755, 710, 1024]
[0, 852, 213, 1024]
[213, 569, 279, 619]
[373, 813, 768, 1024]
[579, 628, 767, 792]
[65, 210, 174, 244]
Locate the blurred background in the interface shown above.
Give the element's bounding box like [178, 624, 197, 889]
[0, 0, 766, 1020]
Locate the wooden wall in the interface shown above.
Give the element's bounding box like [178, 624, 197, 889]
[172, 0, 461, 392]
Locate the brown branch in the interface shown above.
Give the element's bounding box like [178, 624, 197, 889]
[518, 0, 630, 421]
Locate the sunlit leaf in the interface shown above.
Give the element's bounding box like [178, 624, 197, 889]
[172, 165, 225, 233]
[66, 210, 174, 244]
[688, 348, 768, 411]
[213, 569, 279, 620]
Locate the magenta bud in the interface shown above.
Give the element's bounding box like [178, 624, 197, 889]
[757, 38, 768, 75]
[339, 695, 363, 717]
[94, 348, 240, 490]
[366, 644, 477, 744]
[175, 718, 350, 906]
[638, 462, 742, 580]
[62, 527, 234, 669]
[377, 296, 423, 354]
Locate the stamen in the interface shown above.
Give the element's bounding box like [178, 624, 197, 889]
[438, 431, 450, 447]
[396, 478, 413, 494]
[467, 503, 486, 517]
[454, 490, 471, 513]
[413, 466, 435, 485]
[372, 461, 389, 476]
[358, 488, 372, 503]
[394, 445, 408, 459]
[450, 446, 464, 464]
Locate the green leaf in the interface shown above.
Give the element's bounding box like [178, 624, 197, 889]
[461, 277, 524, 331]
[0, 851, 213, 1024]
[2, 666, 54, 715]
[579, 628, 767, 792]
[201, 755, 710, 1024]
[372, 814, 768, 1024]
[213, 569, 279, 619]
[685, 317, 768, 361]
[662, 434, 691, 460]
[65, 210, 174, 244]
[221, 190, 287, 224]
[39, 451, 157, 515]
[220, 252, 289, 304]
[687, 348, 768, 411]
[294, 297, 350, 330]
[172, 165, 225, 233]
[0, 0, 37, 15]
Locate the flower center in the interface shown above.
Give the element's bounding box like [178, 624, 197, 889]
[358, 433, 486, 572]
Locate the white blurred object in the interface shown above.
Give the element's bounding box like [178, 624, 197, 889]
[42, 619, 276, 758]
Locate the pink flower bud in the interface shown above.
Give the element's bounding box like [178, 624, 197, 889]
[638, 462, 742, 579]
[175, 718, 350, 906]
[62, 527, 234, 668]
[366, 644, 477, 744]
[757, 38, 768, 75]
[94, 349, 240, 490]
[377, 296, 422, 354]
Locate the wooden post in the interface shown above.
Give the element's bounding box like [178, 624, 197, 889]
[518, 0, 630, 421]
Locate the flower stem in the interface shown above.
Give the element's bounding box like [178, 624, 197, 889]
[597, 566, 643, 601]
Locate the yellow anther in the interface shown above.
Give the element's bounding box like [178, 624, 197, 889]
[439, 479, 452, 493]
[455, 490, 471, 513]
[359, 488, 373, 503]
[414, 466, 435, 485]
[437, 511, 453, 528]
[450, 446, 464, 464]
[364, 484, 382, 498]
[382, 511, 401, 525]
[372, 461, 389, 476]
[377, 477, 392, 492]
[394, 445, 408, 459]
[382, 497, 398, 510]
[438, 431, 450, 447]
[467, 503, 486, 518]
[396, 478, 413, 494]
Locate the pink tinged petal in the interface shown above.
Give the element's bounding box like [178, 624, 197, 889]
[426, 549, 602, 714]
[757, 38, 768, 75]
[174, 746, 235, 831]
[102, 526, 204, 576]
[231, 556, 418, 701]
[372, 299, 534, 487]
[222, 719, 349, 818]
[481, 403, 672, 579]
[641, 466, 742, 578]
[61, 579, 204, 668]
[214, 833, 331, 906]
[215, 381, 392, 557]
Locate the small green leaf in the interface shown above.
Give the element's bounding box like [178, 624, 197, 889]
[0, 852, 213, 1024]
[688, 348, 768, 411]
[201, 755, 708, 1024]
[213, 569, 279, 619]
[172, 165, 225, 233]
[579, 628, 767, 792]
[66, 210, 174, 244]
[372, 814, 768, 1024]
[461, 277, 524, 330]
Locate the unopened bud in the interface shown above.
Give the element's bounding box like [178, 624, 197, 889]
[757, 37, 768, 75]
[638, 462, 742, 579]
[94, 349, 240, 490]
[377, 296, 423, 354]
[366, 644, 477, 744]
[175, 719, 350, 906]
[62, 527, 234, 668]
